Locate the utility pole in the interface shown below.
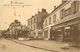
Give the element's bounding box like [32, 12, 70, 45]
[10, 1, 17, 18]
[0, 1, 32, 18]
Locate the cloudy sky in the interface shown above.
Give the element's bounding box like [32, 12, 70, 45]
[0, 0, 62, 30]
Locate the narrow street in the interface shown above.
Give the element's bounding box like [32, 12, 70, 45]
[0, 39, 51, 52]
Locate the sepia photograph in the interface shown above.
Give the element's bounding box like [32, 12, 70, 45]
[0, 0, 80, 52]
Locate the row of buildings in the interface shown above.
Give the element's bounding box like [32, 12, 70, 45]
[2, 20, 30, 39]
[27, 0, 80, 42]
[27, 9, 49, 39]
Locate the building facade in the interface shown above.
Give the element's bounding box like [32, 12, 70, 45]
[9, 20, 21, 39]
[9, 20, 29, 39]
[27, 9, 48, 39]
[43, 0, 80, 41]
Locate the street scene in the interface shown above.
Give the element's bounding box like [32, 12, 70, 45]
[0, 39, 51, 52]
[0, 0, 80, 52]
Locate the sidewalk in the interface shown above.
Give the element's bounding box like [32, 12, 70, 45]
[11, 40, 80, 52]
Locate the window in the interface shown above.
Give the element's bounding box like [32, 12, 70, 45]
[34, 17, 35, 23]
[78, 1, 80, 11]
[65, 8, 71, 16]
[71, 1, 79, 14]
[33, 17, 34, 23]
[31, 18, 32, 24]
[31, 25, 32, 30]
[49, 17, 51, 25]
[60, 9, 65, 19]
[45, 19, 47, 26]
[34, 24, 35, 30]
[34, 16, 38, 23]
[28, 20, 30, 26]
[44, 30, 48, 38]
[78, 24, 80, 30]
[53, 14, 56, 22]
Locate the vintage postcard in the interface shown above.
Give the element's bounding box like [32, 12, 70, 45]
[0, 0, 80, 52]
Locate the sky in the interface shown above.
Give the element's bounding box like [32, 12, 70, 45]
[0, 0, 62, 30]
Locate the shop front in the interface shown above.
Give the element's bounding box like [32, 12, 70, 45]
[50, 26, 64, 41]
[70, 24, 80, 46]
[63, 26, 71, 42]
[44, 30, 48, 39]
[51, 17, 80, 42]
[37, 30, 43, 39]
[43, 27, 49, 40]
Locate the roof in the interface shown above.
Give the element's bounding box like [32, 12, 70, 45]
[45, 1, 70, 19]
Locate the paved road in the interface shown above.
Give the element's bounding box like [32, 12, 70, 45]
[0, 39, 51, 52]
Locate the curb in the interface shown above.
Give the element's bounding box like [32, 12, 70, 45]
[10, 40, 59, 52]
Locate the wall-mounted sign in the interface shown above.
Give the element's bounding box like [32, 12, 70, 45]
[65, 26, 70, 29]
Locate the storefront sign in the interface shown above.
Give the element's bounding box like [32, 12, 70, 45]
[65, 26, 70, 29]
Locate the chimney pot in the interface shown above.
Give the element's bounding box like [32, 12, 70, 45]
[42, 8, 46, 12]
[54, 6, 56, 9]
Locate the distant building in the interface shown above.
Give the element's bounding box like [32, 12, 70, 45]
[9, 20, 21, 38]
[43, 0, 80, 41]
[8, 20, 29, 39]
[27, 9, 48, 39]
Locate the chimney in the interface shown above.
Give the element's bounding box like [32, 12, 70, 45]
[62, 0, 67, 3]
[42, 8, 46, 12]
[35, 14, 37, 16]
[38, 11, 40, 14]
[54, 6, 56, 9]
[32, 16, 34, 17]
